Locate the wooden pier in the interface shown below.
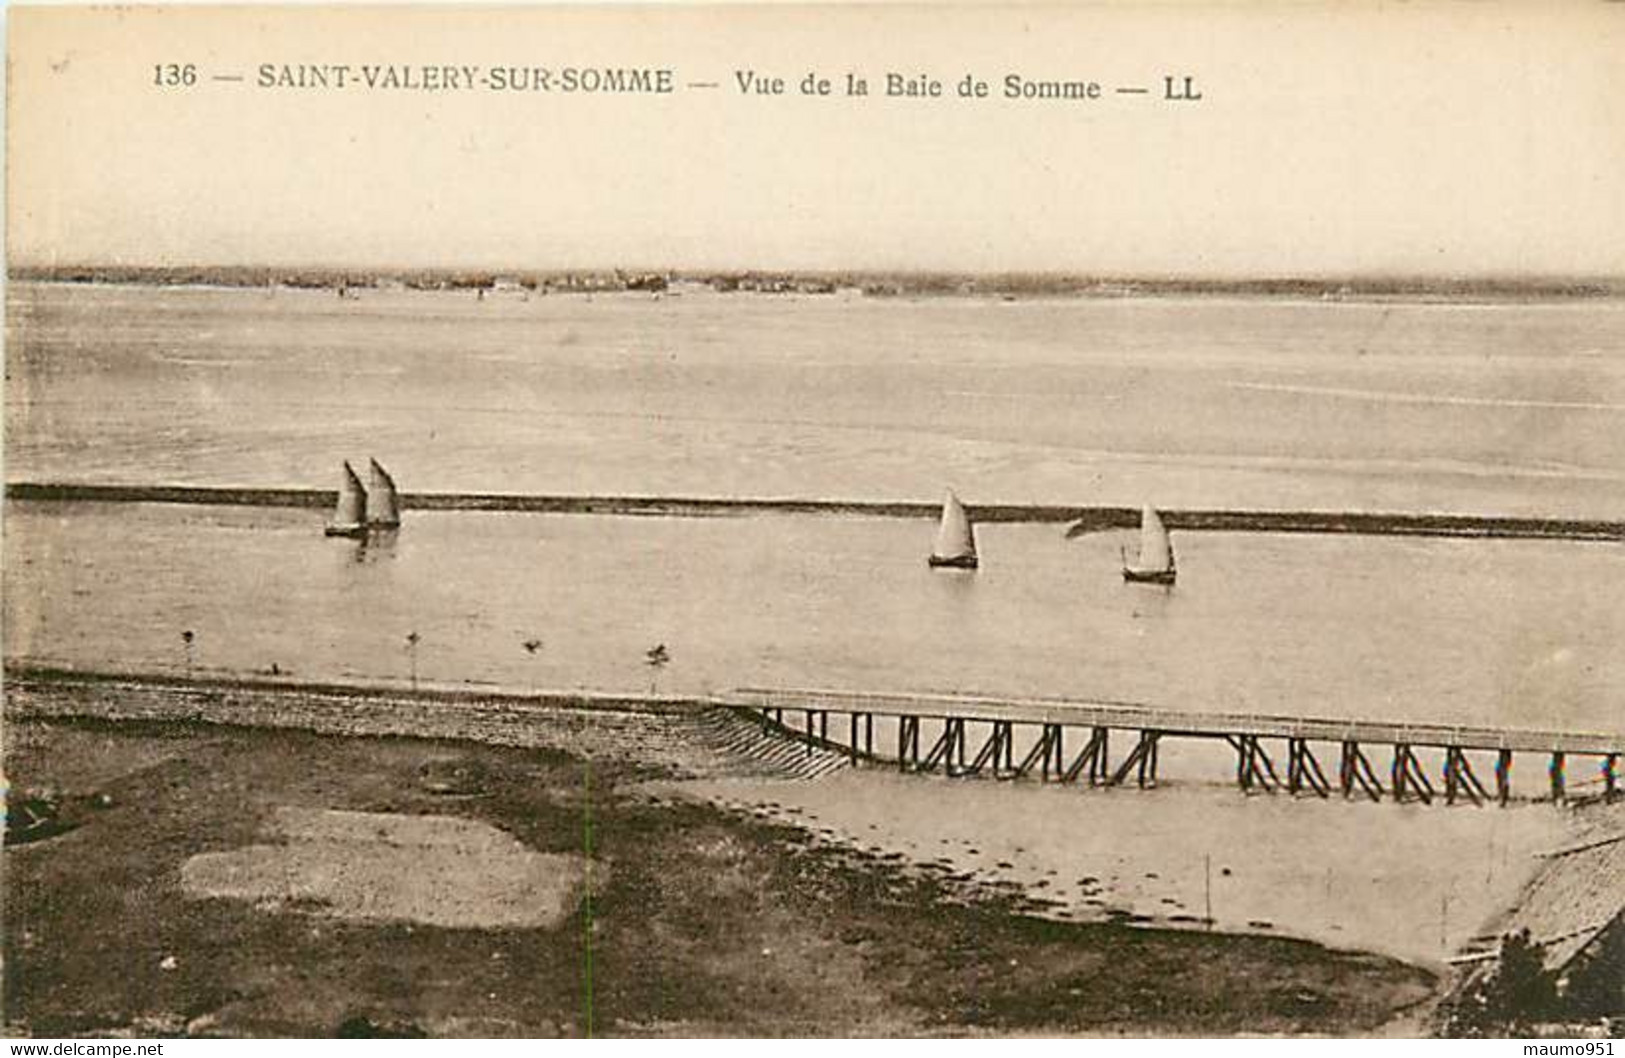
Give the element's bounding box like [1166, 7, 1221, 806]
[724, 687, 1624, 806]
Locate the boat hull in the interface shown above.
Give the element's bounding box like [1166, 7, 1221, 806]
[1122, 567, 1175, 585]
[929, 553, 979, 569]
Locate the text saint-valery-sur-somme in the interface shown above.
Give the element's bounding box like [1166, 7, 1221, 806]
[256, 64, 676, 93]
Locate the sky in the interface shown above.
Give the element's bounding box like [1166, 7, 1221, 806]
[8, 3, 1625, 277]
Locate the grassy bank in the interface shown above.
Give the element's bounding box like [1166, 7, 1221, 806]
[4, 713, 1436, 1037]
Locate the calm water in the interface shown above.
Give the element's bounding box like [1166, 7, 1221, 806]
[5, 282, 1625, 734]
[6, 504, 1624, 733]
[8, 282, 1625, 514]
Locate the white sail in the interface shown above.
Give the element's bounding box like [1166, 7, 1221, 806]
[930, 489, 978, 566]
[328, 461, 367, 534]
[366, 458, 401, 528]
[1135, 505, 1173, 572]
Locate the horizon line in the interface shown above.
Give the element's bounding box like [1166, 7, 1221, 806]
[10, 261, 1625, 289]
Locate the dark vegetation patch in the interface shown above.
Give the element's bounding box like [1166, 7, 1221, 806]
[5, 716, 1436, 1037]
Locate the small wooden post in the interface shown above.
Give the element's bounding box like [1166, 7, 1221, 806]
[864, 713, 874, 757]
[1203, 853, 1214, 929]
[1495, 749, 1512, 806]
[1550, 752, 1566, 802]
[849, 713, 860, 762]
[1605, 754, 1618, 800]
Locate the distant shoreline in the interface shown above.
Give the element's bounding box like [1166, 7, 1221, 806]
[9, 266, 1622, 303]
[8, 481, 1625, 541]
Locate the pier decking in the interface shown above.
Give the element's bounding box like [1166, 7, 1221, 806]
[723, 687, 1625, 806]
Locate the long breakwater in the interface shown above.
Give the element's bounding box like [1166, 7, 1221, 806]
[7, 481, 1625, 541]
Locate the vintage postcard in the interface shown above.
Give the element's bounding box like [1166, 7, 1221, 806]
[4, 1, 1623, 1041]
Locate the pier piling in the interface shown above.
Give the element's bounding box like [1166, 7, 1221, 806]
[1392, 745, 1433, 804]
[1014, 723, 1062, 780]
[1287, 738, 1330, 797]
[898, 716, 920, 772]
[966, 720, 1015, 778]
[1062, 727, 1110, 785]
[1443, 747, 1488, 806]
[1107, 730, 1160, 788]
[727, 688, 1620, 809]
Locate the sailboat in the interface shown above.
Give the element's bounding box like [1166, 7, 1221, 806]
[928, 488, 979, 569]
[1122, 505, 1176, 584]
[324, 461, 368, 538]
[366, 458, 402, 529]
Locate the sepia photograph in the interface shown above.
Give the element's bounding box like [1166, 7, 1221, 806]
[3, 1, 1623, 1041]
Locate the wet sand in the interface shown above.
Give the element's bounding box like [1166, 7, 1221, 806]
[674, 769, 1580, 968]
